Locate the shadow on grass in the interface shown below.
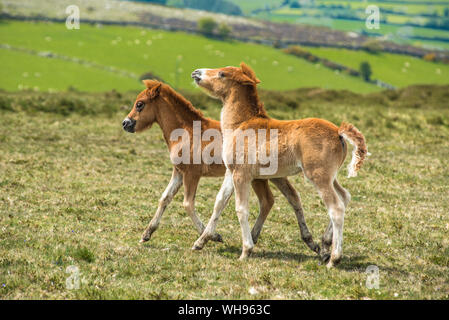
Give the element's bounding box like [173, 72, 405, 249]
[217, 245, 319, 263]
[337, 255, 409, 275]
[216, 247, 410, 276]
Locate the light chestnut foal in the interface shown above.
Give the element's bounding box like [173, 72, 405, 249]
[191, 63, 367, 268]
[122, 80, 319, 254]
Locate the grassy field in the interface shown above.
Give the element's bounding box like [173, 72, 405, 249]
[249, 0, 449, 51]
[0, 48, 139, 92]
[228, 0, 284, 14]
[304, 46, 449, 87]
[3, 20, 449, 94]
[252, 15, 449, 51]
[0, 87, 448, 299]
[0, 20, 379, 93]
[320, 1, 449, 15]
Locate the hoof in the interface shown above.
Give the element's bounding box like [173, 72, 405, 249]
[321, 252, 331, 264]
[191, 242, 204, 251]
[326, 256, 341, 269]
[311, 242, 321, 255]
[140, 233, 151, 243]
[140, 227, 155, 243]
[238, 254, 247, 261]
[251, 232, 260, 244]
[210, 233, 223, 243]
[239, 249, 253, 260]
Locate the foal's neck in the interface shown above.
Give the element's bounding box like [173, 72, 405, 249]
[221, 85, 268, 130]
[156, 86, 206, 148]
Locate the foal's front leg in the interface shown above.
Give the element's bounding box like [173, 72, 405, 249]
[192, 169, 233, 250]
[183, 172, 222, 242]
[140, 168, 183, 242]
[233, 174, 253, 260]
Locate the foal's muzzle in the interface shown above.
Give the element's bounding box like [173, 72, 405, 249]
[122, 117, 136, 133]
[191, 69, 202, 83]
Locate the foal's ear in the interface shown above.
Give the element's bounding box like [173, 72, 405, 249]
[142, 80, 162, 99]
[232, 69, 258, 86]
[240, 62, 260, 84]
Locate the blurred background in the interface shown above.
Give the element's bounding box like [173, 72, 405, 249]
[1, 0, 449, 300]
[1, 0, 448, 93]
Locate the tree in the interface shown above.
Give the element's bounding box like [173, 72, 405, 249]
[273, 39, 282, 49]
[290, 1, 301, 8]
[218, 23, 231, 40]
[198, 18, 218, 36]
[360, 61, 372, 82]
[183, 0, 242, 16]
[136, 0, 167, 4]
[362, 39, 382, 54]
[423, 53, 436, 62]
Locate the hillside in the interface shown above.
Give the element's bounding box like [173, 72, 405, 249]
[304, 46, 449, 87]
[0, 20, 380, 92]
[2, 20, 449, 93]
[231, 0, 449, 52]
[2, 0, 448, 60]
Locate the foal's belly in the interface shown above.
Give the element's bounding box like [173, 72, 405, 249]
[253, 162, 302, 179]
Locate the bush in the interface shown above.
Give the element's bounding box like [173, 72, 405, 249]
[282, 46, 311, 59]
[362, 39, 382, 54]
[360, 61, 372, 82]
[182, 0, 242, 16]
[423, 53, 436, 62]
[197, 17, 218, 36]
[289, 1, 300, 8]
[217, 23, 232, 40]
[272, 40, 282, 49]
[136, 0, 167, 4]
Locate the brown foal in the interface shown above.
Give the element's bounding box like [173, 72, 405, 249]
[191, 63, 367, 267]
[122, 80, 319, 254]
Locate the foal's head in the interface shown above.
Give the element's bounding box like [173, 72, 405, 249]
[191, 62, 260, 100]
[122, 80, 163, 133]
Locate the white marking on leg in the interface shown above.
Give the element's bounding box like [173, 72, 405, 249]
[193, 170, 233, 249]
[233, 178, 253, 259]
[328, 202, 345, 266]
[141, 170, 183, 241]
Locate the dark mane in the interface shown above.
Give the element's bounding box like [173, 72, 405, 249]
[161, 84, 205, 120]
[246, 85, 269, 119]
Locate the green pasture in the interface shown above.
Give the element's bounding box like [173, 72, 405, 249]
[305, 46, 449, 87]
[253, 3, 449, 51]
[0, 87, 448, 299]
[0, 20, 379, 93]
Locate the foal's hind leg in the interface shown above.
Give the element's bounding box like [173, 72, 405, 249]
[140, 168, 183, 242]
[314, 180, 346, 268]
[183, 172, 222, 242]
[320, 221, 333, 263]
[334, 179, 351, 208]
[271, 178, 320, 255]
[321, 180, 350, 262]
[250, 179, 274, 244]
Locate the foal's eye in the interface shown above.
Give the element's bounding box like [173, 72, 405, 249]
[218, 71, 225, 78]
[136, 101, 145, 112]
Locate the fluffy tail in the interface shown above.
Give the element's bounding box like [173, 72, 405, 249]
[338, 122, 368, 178]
